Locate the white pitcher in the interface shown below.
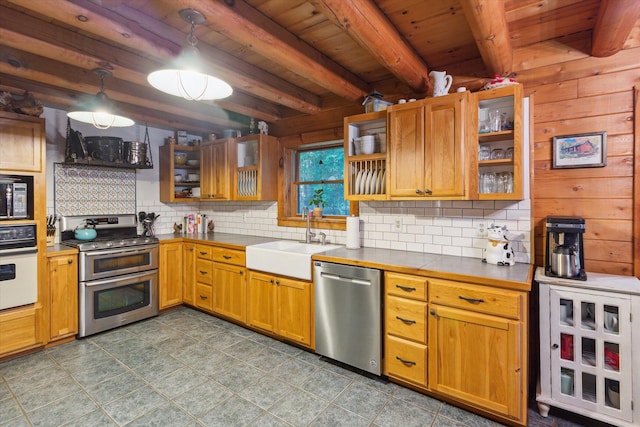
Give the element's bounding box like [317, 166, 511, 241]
[429, 70, 452, 97]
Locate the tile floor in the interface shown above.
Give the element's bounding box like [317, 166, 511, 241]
[0, 307, 609, 426]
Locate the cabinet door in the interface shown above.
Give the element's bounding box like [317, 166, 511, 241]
[424, 93, 466, 197]
[213, 263, 246, 323]
[388, 104, 425, 197]
[276, 276, 312, 347]
[548, 288, 632, 422]
[201, 142, 229, 200]
[183, 243, 197, 305]
[428, 305, 522, 420]
[48, 255, 78, 341]
[159, 242, 183, 309]
[0, 114, 44, 172]
[247, 271, 275, 333]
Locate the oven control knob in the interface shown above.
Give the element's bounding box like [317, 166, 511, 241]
[91, 243, 98, 249]
[105, 241, 113, 247]
[120, 240, 127, 246]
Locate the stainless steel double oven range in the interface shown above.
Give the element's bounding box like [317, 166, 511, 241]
[60, 214, 159, 337]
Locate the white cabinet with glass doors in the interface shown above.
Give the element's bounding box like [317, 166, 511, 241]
[536, 268, 640, 426]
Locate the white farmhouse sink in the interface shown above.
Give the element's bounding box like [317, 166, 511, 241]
[246, 240, 341, 280]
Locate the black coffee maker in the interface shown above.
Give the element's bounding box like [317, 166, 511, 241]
[545, 216, 587, 280]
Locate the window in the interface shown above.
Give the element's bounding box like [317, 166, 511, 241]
[278, 139, 357, 230]
[296, 146, 349, 216]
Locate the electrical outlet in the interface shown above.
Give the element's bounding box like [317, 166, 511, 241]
[394, 218, 402, 230]
[477, 222, 487, 237]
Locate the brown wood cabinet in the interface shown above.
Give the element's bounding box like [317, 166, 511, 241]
[159, 241, 183, 309]
[182, 242, 197, 306]
[159, 145, 201, 202]
[194, 245, 214, 312]
[232, 134, 278, 200]
[0, 112, 44, 172]
[247, 270, 313, 348]
[384, 272, 429, 386]
[211, 247, 246, 323]
[387, 92, 469, 199]
[200, 141, 230, 200]
[0, 307, 40, 356]
[47, 253, 78, 342]
[428, 277, 526, 424]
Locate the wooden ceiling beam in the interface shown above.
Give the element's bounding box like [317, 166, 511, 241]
[591, 0, 640, 57]
[165, 0, 369, 101]
[3, 0, 322, 115]
[309, 0, 430, 94]
[459, 0, 513, 76]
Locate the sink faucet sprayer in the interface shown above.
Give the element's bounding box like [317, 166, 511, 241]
[302, 207, 316, 243]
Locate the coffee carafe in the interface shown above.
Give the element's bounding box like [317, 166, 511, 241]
[545, 216, 586, 280]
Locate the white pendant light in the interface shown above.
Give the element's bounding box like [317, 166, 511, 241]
[147, 8, 232, 101]
[67, 68, 134, 129]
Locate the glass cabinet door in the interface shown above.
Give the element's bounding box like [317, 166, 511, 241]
[549, 287, 632, 422]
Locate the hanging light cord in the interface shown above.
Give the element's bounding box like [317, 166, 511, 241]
[177, 18, 209, 100]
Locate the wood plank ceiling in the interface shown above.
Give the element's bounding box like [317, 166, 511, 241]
[0, 0, 638, 135]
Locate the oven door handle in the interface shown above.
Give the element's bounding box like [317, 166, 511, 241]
[0, 248, 38, 256]
[83, 244, 158, 257]
[82, 270, 156, 288]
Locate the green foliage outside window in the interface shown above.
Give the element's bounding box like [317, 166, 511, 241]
[296, 146, 349, 216]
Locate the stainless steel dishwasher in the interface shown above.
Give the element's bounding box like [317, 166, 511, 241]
[314, 261, 382, 375]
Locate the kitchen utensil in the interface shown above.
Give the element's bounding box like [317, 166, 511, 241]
[429, 70, 452, 96]
[74, 227, 97, 240]
[545, 217, 586, 280]
[187, 173, 200, 182]
[174, 174, 183, 182]
[186, 159, 200, 166]
[551, 245, 581, 278]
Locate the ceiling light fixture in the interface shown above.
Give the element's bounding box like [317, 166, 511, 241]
[67, 68, 134, 129]
[147, 8, 232, 101]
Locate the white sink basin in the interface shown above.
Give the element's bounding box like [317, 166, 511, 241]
[246, 240, 341, 280]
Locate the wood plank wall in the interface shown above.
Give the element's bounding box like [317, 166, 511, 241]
[525, 47, 639, 277]
[273, 44, 640, 278]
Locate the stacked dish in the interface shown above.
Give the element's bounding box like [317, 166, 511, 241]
[352, 169, 385, 195]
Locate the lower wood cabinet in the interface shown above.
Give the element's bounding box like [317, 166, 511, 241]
[159, 242, 183, 309]
[182, 242, 197, 306]
[0, 306, 41, 356]
[212, 260, 246, 323]
[247, 270, 313, 348]
[47, 253, 78, 342]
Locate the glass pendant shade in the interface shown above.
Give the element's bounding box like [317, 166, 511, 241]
[67, 69, 134, 130]
[147, 8, 232, 101]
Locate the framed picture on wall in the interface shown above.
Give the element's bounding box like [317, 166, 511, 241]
[552, 131, 607, 169]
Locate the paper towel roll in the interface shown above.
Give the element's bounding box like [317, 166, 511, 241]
[346, 216, 360, 249]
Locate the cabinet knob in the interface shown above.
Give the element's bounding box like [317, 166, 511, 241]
[415, 189, 421, 194]
[424, 189, 432, 195]
[552, 343, 559, 350]
[67, 259, 73, 264]
[239, 270, 243, 275]
[430, 310, 436, 316]
[190, 247, 194, 252]
[276, 280, 280, 286]
[270, 279, 274, 284]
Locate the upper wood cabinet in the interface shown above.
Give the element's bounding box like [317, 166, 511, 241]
[344, 111, 387, 200]
[159, 145, 201, 203]
[387, 92, 469, 199]
[0, 112, 44, 173]
[200, 141, 230, 200]
[472, 84, 524, 200]
[232, 134, 278, 201]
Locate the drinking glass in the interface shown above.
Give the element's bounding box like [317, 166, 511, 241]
[490, 148, 505, 160]
[489, 109, 501, 132]
[506, 146, 514, 159]
[479, 145, 491, 161]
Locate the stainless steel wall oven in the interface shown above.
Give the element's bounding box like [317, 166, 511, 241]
[60, 214, 159, 337]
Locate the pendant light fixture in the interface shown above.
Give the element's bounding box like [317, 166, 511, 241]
[147, 8, 233, 101]
[67, 68, 135, 129]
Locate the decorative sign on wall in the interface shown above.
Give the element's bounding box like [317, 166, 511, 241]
[552, 131, 607, 169]
[54, 163, 136, 216]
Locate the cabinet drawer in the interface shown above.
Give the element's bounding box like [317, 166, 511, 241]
[386, 272, 427, 301]
[0, 307, 38, 355]
[195, 283, 213, 311]
[211, 247, 245, 266]
[385, 335, 427, 386]
[196, 259, 213, 285]
[429, 278, 521, 319]
[386, 296, 427, 344]
[196, 244, 214, 259]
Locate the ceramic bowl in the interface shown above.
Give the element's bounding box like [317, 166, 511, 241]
[186, 159, 200, 167]
[174, 152, 187, 165]
[187, 173, 200, 182]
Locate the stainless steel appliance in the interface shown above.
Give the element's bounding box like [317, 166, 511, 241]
[545, 216, 586, 280]
[313, 261, 382, 375]
[0, 224, 38, 310]
[0, 180, 29, 219]
[60, 214, 159, 337]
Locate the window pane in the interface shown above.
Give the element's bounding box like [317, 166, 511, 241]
[298, 183, 349, 216]
[299, 147, 344, 182]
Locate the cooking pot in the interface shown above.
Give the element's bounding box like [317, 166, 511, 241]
[551, 245, 581, 277]
[74, 228, 97, 240]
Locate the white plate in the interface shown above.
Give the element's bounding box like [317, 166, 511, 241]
[370, 170, 378, 194]
[375, 170, 382, 194]
[361, 170, 370, 195]
[380, 170, 386, 193]
[354, 170, 363, 195]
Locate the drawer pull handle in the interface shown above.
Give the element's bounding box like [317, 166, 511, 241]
[396, 356, 416, 366]
[396, 316, 416, 325]
[458, 295, 484, 304]
[199, 270, 208, 275]
[396, 285, 416, 292]
[223, 255, 232, 259]
[199, 295, 208, 300]
[199, 251, 208, 255]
